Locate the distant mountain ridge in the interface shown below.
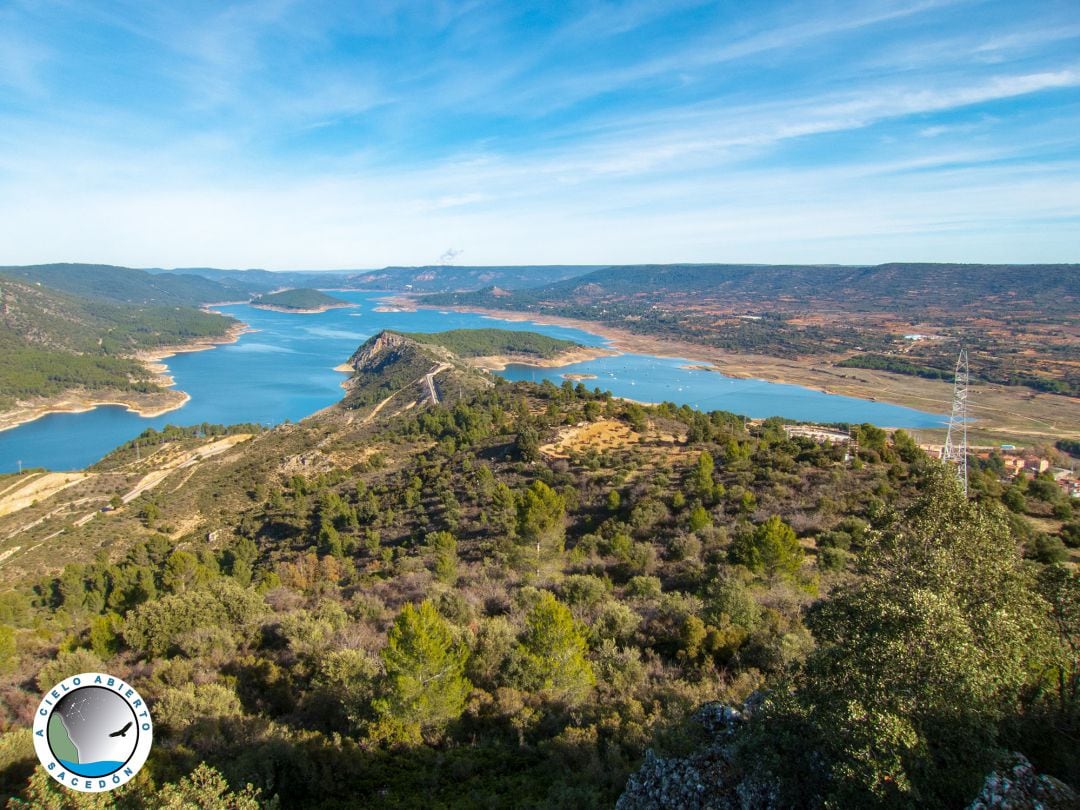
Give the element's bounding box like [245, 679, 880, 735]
[0, 262, 600, 299]
[342, 265, 600, 292]
[423, 263, 1080, 317]
[0, 263, 237, 306]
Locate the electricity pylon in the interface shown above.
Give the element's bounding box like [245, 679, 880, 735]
[942, 348, 969, 496]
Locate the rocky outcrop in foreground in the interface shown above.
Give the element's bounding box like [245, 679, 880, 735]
[966, 754, 1079, 810]
[616, 700, 778, 810]
[617, 701, 1078, 810]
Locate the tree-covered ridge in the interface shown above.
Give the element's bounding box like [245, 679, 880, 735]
[0, 372, 1074, 807]
[403, 328, 581, 359]
[0, 279, 236, 409]
[0, 263, 237, 306]
[425, 263, 1080, 318]
[251, 288, 350, 310]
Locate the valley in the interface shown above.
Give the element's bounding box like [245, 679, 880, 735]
[0, 326, 1074, 808]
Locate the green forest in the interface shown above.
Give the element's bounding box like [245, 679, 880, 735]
[0, 279, 235, 410]
[404, 329, 580, 359]
[0, 264, 234, 307]
[0, 367, 1075, 807]
[251, 289, 348, 310]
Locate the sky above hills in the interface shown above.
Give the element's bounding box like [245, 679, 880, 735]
[0, 0, 1078, 268]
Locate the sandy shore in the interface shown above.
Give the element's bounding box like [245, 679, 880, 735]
[251, 302, 355, 314]
[466, 345, 616, 371]
[0, 321, 250, 433]
[398, 300, 1080, 442]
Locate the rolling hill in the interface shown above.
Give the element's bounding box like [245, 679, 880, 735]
[0, 263, 238, 306]
[423, 263, 1080, 317]
[0, 326, 1073, 807]
[402, 328, 580, 359]
[0, 277, 236, 412]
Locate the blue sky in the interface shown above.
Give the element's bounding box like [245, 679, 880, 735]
[0, 0, 1078, 268]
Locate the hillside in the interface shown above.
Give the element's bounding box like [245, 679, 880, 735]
[0, 277, 237, 420]
[0, 263, 239, 306]
[251, 288, 351, 312]
[341, 330, 493, 411]
[423, 263, 1080, 397]
[404, 328, 579, 358]
[0, 339, 1074, 806]
[343, 264, 597, 292]
[427, 263, 1079, 317]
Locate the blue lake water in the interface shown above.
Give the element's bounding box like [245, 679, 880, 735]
[0, 291, 945, 472]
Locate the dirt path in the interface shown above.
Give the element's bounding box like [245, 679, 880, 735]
[362, 363, 451, 424]
[1, 435, 252, 547]
[362, 390, 401, 425]
[0, 473, 91, 517]
[120, 435, 252, 504]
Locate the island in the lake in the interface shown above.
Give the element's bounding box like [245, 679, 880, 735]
[251, 288, 353, 313]
[401, 328, 614, 371]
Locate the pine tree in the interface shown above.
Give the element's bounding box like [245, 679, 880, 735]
[425, 531, 458, 584]
[516, 591, 594, 705]
[693, 450, 714, 500]
[373, 601, 471, 743]
[730, 515, 803, 578]
[516, 481, 566, 571]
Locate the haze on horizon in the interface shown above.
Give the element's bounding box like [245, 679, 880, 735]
[1, 0, 1078, 269]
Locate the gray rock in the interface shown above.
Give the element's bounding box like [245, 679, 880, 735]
[616, 696, 780, 810]
[966, 753, 1079, 810]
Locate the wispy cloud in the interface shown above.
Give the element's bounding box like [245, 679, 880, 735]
[0, 0, 1077, 265]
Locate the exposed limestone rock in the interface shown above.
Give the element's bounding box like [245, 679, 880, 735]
[967, 754, 1079, 810]
[616, 700, 779, 810]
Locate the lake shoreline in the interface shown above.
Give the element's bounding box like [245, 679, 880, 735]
[250, 302, 356, 314]
[391, 298, 1079, 442]
[466, 345, 616, 371]
[0, 321, 250, 434]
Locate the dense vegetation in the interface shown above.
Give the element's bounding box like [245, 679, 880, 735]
[0, 350, 1074, 807]
[251, 289, 349, 311]
[0, 264, 236, 307]
[837, 352, 952, 379]
[842, 351, 1077, 396]
[404, 328, 580, 359]
[0, 279, 236, 410]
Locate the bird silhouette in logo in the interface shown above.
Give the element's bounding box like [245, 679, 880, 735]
[108, 721, 132, 738]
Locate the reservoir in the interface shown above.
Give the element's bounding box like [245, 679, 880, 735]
[0, 291, 945, 472]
